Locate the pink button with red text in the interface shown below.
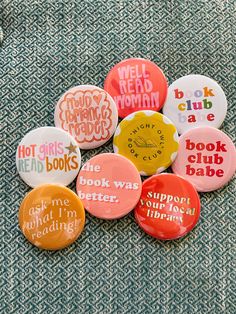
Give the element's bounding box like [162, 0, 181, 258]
[172, 126, 236, 192]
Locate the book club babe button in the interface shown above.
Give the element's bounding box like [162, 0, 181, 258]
[16, 127, 81, 188]
[135, 174, 201, 240]
[104, 58, 168, 118]
[172, 127, 236, 192]
[76, 153, 142, 219]
[19, 184, 85, 250]
[54, 85, 118, 149]
[113, 110, 179, 176]
[163, 75, 228, 134]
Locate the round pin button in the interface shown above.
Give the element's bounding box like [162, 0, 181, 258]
[19, 184, 85, 250]
[162, 74, 228, 134]
[172, 126, 236, 192]
[16, 127, 81, 188]
[104, 58, 168, 118]
[113, 110, 179, 176]
[54, 85, 118, 149]
[76, 153, 142, 219]
[135, 173, 201, 240]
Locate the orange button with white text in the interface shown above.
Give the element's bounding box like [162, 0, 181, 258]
[19, 184, 85, 250]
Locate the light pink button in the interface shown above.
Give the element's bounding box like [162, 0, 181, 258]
[54, 85, 118, 149]
[76, 153, 142, 219]
[172, 126, 236, 192]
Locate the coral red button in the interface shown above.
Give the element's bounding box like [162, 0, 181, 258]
[172, 126, 236, 192]
[104, 58, 168, 118]
[19, 184, 85, 250]
[76, 153, 142, 219]
[135, 173, 201, 240]
[54, 85, 118, 149]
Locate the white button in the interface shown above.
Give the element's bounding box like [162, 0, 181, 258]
[163, 74, 228, 134]
[16, 127, 81, 187]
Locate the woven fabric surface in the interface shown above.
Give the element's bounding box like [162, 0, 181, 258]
[1, 1, 235, 313]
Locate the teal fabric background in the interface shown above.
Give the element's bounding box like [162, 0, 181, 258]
[1, 1, 235, 313]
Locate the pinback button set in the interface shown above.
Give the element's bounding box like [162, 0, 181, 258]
[16, 58, 236, 249]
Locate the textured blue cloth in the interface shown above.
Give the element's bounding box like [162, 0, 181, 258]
[1, 1, 235, 313]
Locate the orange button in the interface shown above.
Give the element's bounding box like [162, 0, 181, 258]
[19, 184, 85, 250]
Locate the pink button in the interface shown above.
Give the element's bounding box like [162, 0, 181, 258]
[172, 126, 236, 192]
[76, 153, 142, 219]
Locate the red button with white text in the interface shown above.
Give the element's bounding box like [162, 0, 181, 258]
[104, 58, 168, 118]
[135, 173, 201, 240]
